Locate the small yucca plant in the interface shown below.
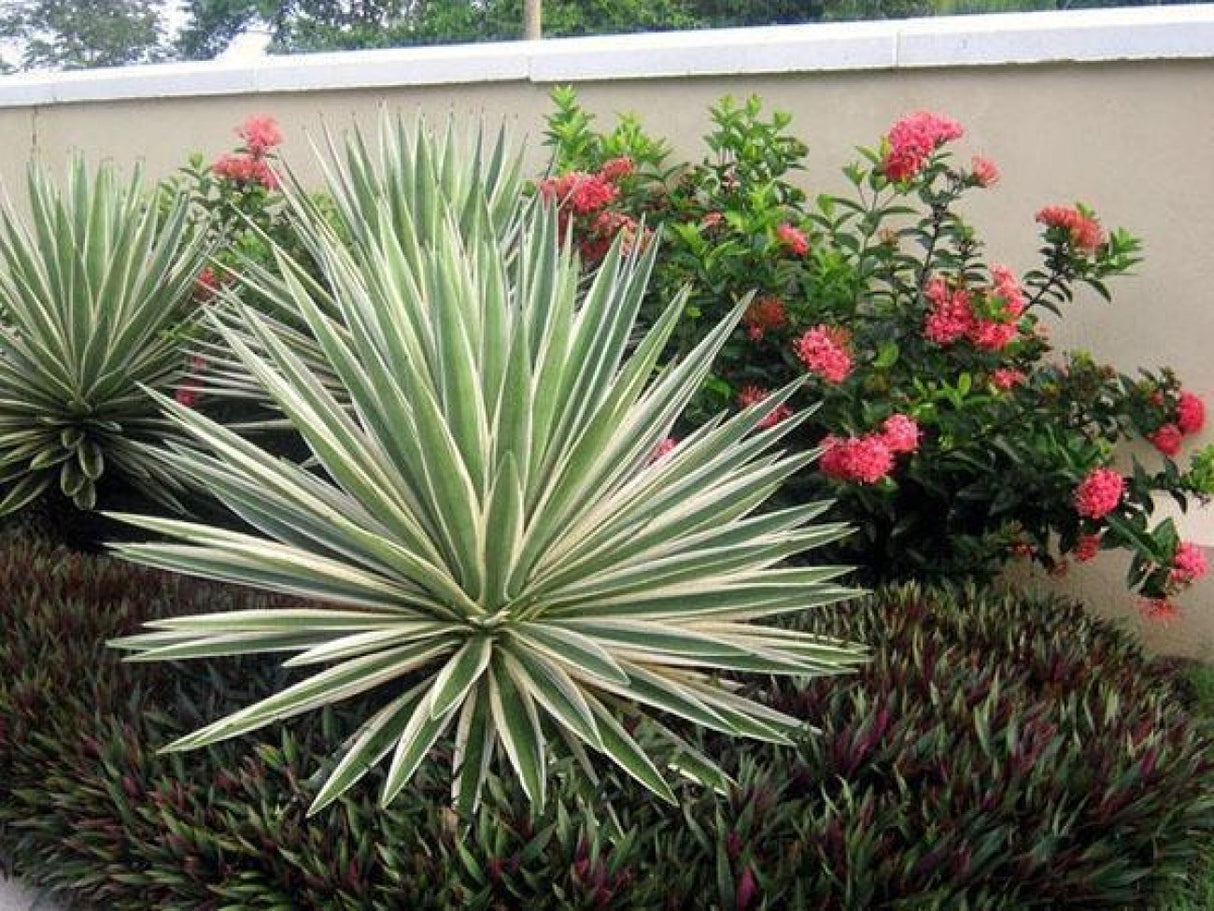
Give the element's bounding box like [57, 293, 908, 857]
[110, 125, 862, 815]
[0, 157, 209, 513]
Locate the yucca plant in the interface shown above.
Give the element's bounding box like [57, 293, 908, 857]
[199, 116, 525, 409]
[0, 157, 209, 513]
[109, 129, 862, 815]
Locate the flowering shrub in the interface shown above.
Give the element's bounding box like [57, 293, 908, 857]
[543, 90, 1214, 615]
[209, 114, 282, 191]
[170, 114, 304, 283]
[166, 114, 356, 419]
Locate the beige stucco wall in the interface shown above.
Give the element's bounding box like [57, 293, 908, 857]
[1, 32, 1212, 655]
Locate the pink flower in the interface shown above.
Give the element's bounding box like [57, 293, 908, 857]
[743, 295, 788, 340]
[923, 277, 973, 345]
[1149, 423, 1184, 457]
[970, 155, 1000, 187]
[598, 156, 635, 182]
[212, 153, 279, 190]
[193, 266, 220, 303]
[174, 386, 200, 408]
[1170, 542, 1207, 586]
[819, 434, 895, 485]
[579, 210, 645, 261]
[1035, 205, 1106, 253]
[795, 325, 852, 384]
[775, 223, 809, 257]
[700, 211, 724, 230]
[990, 264, 1027, 317]
[537, 172, 618, 214]
[649, 437, 678, 464]
[968, 319, 1019, 351]
[880, 111, 964, 182]
[1074, 533, 1102, 563]
[880, 414, 920, 454]
[1177, 391, 1205, 436]
[570, 175, 618, 213]
[1139, 597, 1180, 623]
[991, 368, 1027, 391]
[960, 267, 1025, 351]
[737, 385, 793, 430]
[1073, 467, 1124, 520]
[236, 114, 283, 156]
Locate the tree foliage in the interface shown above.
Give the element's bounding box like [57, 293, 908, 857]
[0, 0, 165, 71]
[1, 0, 1181, 72]
[173, 0, 1177, 60]
[174, 0, 835, 58]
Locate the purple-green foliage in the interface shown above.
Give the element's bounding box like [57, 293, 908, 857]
[1, 537, 1211, 910]
[541, 89, 1214, 601]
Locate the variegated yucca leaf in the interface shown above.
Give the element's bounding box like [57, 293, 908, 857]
[197, 115, 524, 409]
[110, 126, 863, 815]
[0, 157, 209, 513]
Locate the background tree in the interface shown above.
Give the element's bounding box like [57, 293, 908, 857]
[173, 0, 1172, 60]
[1, 0, 1179, 70]
[0, 0, 165, 70]
[174, 0, 832, 57]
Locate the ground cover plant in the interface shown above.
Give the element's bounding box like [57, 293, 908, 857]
[539, 89, 1214, 618]
[1, 536, 1212, 910]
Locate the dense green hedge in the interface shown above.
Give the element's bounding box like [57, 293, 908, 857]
[1, 535, 1211, 910]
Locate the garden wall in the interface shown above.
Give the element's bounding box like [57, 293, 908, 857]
[0, 4, 1212, 656]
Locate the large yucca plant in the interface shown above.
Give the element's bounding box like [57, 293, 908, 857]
[109, 126, 862, 815]
[0, 157, 209, 513]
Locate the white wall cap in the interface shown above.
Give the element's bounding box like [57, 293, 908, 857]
[250, 41, 530, 93]
[896, 5, 1214, 66]
[525, 21, 899, 80]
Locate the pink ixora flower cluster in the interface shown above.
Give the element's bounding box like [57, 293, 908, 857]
[775, 223, 809, 257]
[1138, 541, 1209, 623]
[538, 169, 618, 214]
[923, 265, 1026, 351]
[742, 295, 788, 341]
[969, 155, 1000, 188]
[879, 111, 964, 182]
[736, 385, 793, 430]
[537, 158, 651, 262]
[819, 414, 920, 485]
[794, 325, 852, 384]
[192, 266, 222, 303]
[991, 367, 1027, 391]
[1074, 532, 1103, 563]
[212, 114, 283, 191]
[1170, 541, 1208, 586]
[1035, 205, 1106, 254]
[1073, 467, 1125, 520]
[1149, 390, 1205, 457]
